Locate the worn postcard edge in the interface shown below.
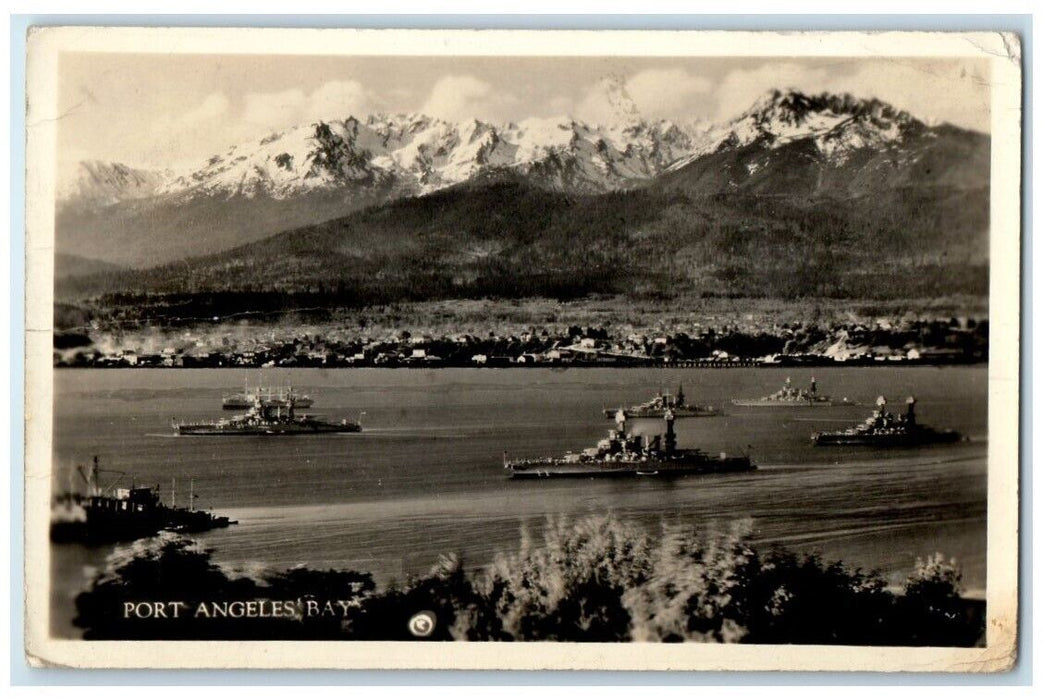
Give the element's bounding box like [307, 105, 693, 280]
[22, 27, 1023, 672]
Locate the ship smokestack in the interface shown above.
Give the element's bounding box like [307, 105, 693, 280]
[905, 396, 917, 424]
[874, 396, 888, 421]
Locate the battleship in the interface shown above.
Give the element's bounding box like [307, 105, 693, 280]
[732, 376, 851, 407]
[603, 384, 718, 419]
[223, 383, 313, 410]
[812, 396, 962, 446]
[50, 457, 236, 543]
[505, 410, 754, 479]
[174, 396, 362, 435]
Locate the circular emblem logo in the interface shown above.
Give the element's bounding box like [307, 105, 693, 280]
[408, 611, 437, 638]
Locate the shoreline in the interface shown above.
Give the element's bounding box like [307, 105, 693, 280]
[55, 294, 989, 369]
[55, 358, 990, 370]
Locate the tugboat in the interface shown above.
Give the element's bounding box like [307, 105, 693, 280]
[174, 396, 362, 436]
[223, 382, 314, 410]
[812, 396, 962, 446]
[732, 376, 851, 407]
[603, 384, 718, 419]
[505, 410, 754, 479]
[50, 456, 236, 543]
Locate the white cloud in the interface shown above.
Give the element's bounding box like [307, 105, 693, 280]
[627, 69, 713, 117]
[572, 70, 712, 124]
[150, 91, 229, 138]
[841, 61, 989, 132]
[243, 88, 306, 129]
[145, 92, 233, 169]
[142, 81, 381, 169]
[419, 75, 519, 122]
[713, 60, 990, 132]
[303, 80, 376, 122]
[712, 63, 832, 122]
[177, 92, 230, 129]
[241, 80, 379, 133]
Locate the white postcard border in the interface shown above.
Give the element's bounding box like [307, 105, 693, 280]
[23, 26, 1023, 671]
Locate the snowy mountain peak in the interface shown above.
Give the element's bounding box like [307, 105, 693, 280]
[58, 160, 170, 207]
[742, 89, 917, 130]
[662, 90, 924, 173]
[60, 90, 934, 207]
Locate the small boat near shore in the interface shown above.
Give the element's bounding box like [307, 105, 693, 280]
[50, 457, 236, 544]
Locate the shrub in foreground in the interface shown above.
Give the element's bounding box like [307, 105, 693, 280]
[72, 516, 984, 645]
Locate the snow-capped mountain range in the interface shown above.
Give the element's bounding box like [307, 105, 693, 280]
[57, 88, 934, 208]
[62, 113, 709, 206]
[56, 88, 985, 269]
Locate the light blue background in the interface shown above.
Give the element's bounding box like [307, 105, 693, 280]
[9, 13, 1032, 686]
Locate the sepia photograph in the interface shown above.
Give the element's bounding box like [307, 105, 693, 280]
[22, 27, 1022, 671]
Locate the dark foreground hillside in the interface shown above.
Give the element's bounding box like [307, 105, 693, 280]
[73, 515, 984, 645]
[59, 176, 988, 319]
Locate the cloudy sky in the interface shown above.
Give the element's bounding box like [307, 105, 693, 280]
[57, 54, 990, 171]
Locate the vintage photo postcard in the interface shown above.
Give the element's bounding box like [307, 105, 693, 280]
[23, 27, 1021, 671]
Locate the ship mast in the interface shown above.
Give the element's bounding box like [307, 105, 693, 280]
[663, 410, 676, 453]
[90, 455, 100, 497]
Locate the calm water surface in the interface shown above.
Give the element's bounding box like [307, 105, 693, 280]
[50, 366, 988, 636]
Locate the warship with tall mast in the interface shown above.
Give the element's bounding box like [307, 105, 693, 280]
[812, 396, 962, 446]
[174, 394, 362, 435]
[50, 456, 236, 543]
[732, 376, 851, 407]
[603, 384, 718, 419]
[505, 409, 754, 479]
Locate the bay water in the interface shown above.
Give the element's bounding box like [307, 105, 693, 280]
[50, 366, 988, 637]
